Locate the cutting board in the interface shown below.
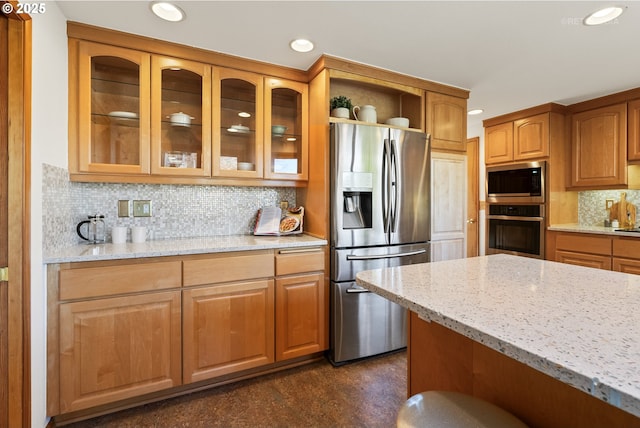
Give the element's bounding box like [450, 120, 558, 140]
[610, 192, 637, 228]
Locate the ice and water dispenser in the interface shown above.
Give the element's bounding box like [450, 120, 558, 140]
[340, 171, 372, 230]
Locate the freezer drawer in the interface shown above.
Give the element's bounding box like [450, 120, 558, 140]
[331, 243, 429, 282]
[330, 280, 407, 364]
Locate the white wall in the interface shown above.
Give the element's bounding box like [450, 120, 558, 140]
[31, 2, 68, 425]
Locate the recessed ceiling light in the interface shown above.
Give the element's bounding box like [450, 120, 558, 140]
[290, 39, 314, 53]
[151, 2, 185, 22]
[584, 6, 624, 26]
[468, 109, 484, 116]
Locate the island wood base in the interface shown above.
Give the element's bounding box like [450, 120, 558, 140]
[408, 312, 640, 428]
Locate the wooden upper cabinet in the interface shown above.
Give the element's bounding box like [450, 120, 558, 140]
[570, 103, 627, 188]
[425, 92, 467, 152]
[213, 68, 264, 178]
[151, 56, 212, 177]
[514, 113, 549, 160]
[264, 77, 308, 181]
[75, 41, 151, 174]
[484, 122, 513, 164]
[485, 113, 550, 165]
[629, 99, 640, 161]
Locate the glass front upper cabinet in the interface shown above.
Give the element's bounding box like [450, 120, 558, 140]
[213, 68, 264, 178]
[264, 78, 308, 181]
[151, 56, 212, 176]
[77, 41, 150, 174]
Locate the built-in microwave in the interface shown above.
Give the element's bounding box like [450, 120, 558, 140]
[486, 161, 546, 204]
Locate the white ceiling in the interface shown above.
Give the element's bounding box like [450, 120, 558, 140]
[56, 0, 640, 135]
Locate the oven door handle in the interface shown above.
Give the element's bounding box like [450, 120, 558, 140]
[488, 215, 544, 221]
[346, 249, 426, 261]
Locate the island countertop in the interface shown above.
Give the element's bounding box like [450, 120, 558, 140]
[356, 254, 640, 418]
[43, 234, 327, 264]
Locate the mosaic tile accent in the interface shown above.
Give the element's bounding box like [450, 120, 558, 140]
[42, 164, 296, 254]
[578, 190, 640, 227]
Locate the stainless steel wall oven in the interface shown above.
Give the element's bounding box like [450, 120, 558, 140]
[486, 204, 545, 259]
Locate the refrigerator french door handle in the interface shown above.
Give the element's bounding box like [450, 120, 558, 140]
[346, 249, 427, 260]
[345, 286, 371, 294]
[390, 139, 398, 233]
[382, 139, 392, 235]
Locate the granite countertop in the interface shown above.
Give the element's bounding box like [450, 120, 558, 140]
[356, 254, 640, 418]
[549, 223, 640, 237]
[44, 234, 327, 264]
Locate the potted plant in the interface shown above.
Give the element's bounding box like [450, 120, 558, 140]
[330, 96, 352, 119]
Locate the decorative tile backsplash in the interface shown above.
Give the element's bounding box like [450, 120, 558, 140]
[42, 164, 296, 254]
[578, 190, 640, 227]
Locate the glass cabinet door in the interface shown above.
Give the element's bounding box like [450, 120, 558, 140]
[151, 56, 212, 176]
[77, 42, 150, 174]
[264, 78, 308, 180]
[213, 68, 263, 178]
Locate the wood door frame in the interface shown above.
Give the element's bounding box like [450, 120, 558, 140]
[2, 3, 32, 427]
[466, 137, 480, 257]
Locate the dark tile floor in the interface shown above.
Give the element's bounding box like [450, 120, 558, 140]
[64, 351, 407, 428]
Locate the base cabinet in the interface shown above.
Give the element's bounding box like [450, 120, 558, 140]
[183, 280, 275, 383]
[275, 273, 325, 361]
[58, 291, 182, 413]
[49, 247, 327, 420]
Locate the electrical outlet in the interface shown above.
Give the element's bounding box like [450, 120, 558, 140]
[118, 200, 130, 217]
[606, 199, 615, 210]
[133, 200, 152, 217]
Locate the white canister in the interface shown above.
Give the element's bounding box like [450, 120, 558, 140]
[352, 105, 377, 123]
[111, 226, 128, 244]
[131, 226, 148, 243]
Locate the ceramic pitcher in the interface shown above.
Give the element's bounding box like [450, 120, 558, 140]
[352, 105, 377, 123]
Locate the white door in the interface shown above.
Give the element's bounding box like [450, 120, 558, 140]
[430, 152, 467, 262]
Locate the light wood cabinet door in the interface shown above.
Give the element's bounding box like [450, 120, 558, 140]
[426, 92, 467, 152]
[212, 68, 264, 178]
[183, 280, 275, 383]
[613, 258, 640, 275]
[275, 272, 326, 361]
[151, 56, 212, 176]
[264, 77, 308, 180]
[555, 250, 612, 270]
[58, 291, 182, 413]
[570, 103, 627, 188]
[75, 41, 151, 174]
[629, 99, 640, 161]
[431, 152, 467, 261]
[514, 113, 549, 160]
[484, 122, 513, 164]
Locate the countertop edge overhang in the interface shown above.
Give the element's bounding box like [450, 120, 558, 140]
[43, 234, 327, 264]
[356, 254, 640, 419]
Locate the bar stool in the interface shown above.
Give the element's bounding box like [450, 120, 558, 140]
[397, 391, 529, 428]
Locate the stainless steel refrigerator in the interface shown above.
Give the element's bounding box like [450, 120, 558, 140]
[329, 122, 431, 365]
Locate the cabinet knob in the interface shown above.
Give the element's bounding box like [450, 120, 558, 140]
[466, 219, 476, 224]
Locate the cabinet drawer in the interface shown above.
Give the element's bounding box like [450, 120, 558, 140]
[183, 250, 274, 286]
[275, 247, 324, 276]
[556, 250, 612, 270]
[612, 238, 640, 258]
[555, 233, 611, 256]
[59, 260, 182, 300]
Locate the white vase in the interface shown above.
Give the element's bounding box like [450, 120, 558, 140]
[331, 107, 350, 119]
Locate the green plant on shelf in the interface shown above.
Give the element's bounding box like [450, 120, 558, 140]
[330, 96, 353, 111]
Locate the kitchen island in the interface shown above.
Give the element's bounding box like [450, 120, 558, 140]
[356, 254, 640, 427]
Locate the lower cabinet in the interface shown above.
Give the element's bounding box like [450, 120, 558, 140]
[552, 231, 640, 274]
[183, 280, 275, 383]
[49, 246, 327, 419]
[58, 291, 182, 413]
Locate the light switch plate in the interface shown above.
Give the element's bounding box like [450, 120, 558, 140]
[118, 200, 130, 217]
[133, 200, 152, 217]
